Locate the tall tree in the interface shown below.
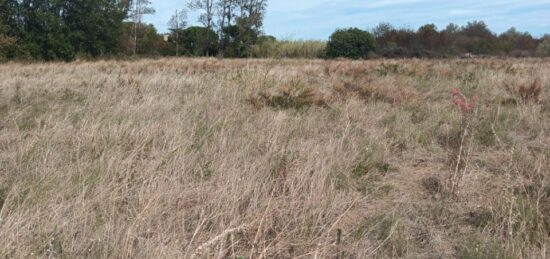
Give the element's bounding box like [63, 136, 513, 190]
[64, 0, 130, 57]
[129, 0, 155, 56]
[168, 9, 187, 56]
[188, 0, 215, 56]
[17, 0, 74, 60]
[0, 19, 15, 60]
[218, 0, 267, 57]
[237, 0, 267, 32]
[217, 0, 238, 55]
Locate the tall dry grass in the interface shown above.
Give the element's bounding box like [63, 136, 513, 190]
[0, 57, 549, 258]
[250, 40, 327, 59]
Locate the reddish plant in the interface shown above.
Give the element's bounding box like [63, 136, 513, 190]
[451, 88, 478, 114]
[447, 87, 478, 198]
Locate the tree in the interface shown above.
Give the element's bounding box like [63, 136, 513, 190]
[218, 0, 267, 57]
[121, 21, 167, 56]
[443, 23, 460, 34]
[0, 19, 15, 60]
[373, 22, 394, 39]
[326, 28, 376, 59]
[181, 26, 218, 56]
[16, 0, 75, 60]
[499, 27, 537, 55]
[417, 24, 440, 50]
[459, 21, 497, 55]
[129, 0, 155, 56]
[64, 0, 130, 57]
[537, 37, 550, 56]
[217, 0, 238, 55]
[462, 21, 493, 38]
[168, 9, 187, 56]
[188, 0, 215, 56]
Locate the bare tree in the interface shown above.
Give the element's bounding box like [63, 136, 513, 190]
[188, 0, 215, 56]
[216, 0, 241, 56]
[129, 0, 155, 56]
[236, 0, 267, 36]
[168, 9, 187, 57]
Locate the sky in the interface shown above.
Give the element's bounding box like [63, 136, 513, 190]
[145, 0, 550, 39]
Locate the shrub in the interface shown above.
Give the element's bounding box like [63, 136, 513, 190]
[181, 26, 219, 56]
[0, 21, 15, 60]
[326, 28, 376, 59]
[518, 78, 543, 102]
[537, 38, 550, 56]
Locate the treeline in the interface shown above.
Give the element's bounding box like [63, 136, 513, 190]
[253, 22, 550, 59]
[368, 21, 550, 58]
[1, 0, 549, 61]
[0, 0, 268, 61]
[0, 0, 129, 60]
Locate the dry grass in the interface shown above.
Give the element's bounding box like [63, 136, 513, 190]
[0, 57, 549, 258]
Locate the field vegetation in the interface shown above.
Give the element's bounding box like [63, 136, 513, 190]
[0, 58, 549, 258]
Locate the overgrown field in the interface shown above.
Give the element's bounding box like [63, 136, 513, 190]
[0, 58, 549, 258]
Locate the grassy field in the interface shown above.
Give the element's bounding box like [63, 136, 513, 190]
[0, 58, 549, 258]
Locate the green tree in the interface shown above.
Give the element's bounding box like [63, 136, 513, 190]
[129, 0, 155, 56]
[217, 0, 267, 57]
[188, 0, 215, 56]
[168, 9, 187, 56]
[18, 0, 74, 60]
[498, 27, 537, 55]
[181, 26, 218, 56]
[459, 21, 497, 55]
[0, 19, 15, 60]
[120, 22, 167, 56]
[417, 24, 440, 50]
[326, 28, 376, 59]
[64, 0, 129, 57]
[537, 37, 550, 56]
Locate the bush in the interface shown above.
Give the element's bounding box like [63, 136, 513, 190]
[181, 26, 219, 57]
[326, 28, 376, 59]
[0, 34, 15, 61]
[537, 38, 550, 56]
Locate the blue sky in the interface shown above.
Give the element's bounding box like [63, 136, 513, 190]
[145, 0, 550, 39]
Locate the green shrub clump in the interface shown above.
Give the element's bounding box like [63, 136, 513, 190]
[326, 28, 376, 59]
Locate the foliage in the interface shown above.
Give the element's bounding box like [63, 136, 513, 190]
[537, 37, 550, 56]
[0, 0, 547, 61]
[180, 26, 219, 56]
[119, 22, 170, 56]
[0, 20, 15, 60]
[64, 0, 128, 57]
[369, 21, 542, 58]
[0, 0, 130, 60]
[326, 28, 376, 59]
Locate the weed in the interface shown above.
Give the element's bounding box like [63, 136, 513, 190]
[505, 77, 544, 103]
[59, 88, 86, 103]
[248, 88, 328, 110]
[0, 188, 6, 211]
[421, 176, 442, 196]
[466, 209, 493, 228]
[518, 78, 543, 103]
[377, 63, 401, 76]
[446, 88, 478, 197]
[473, 119, 496, 147]
[11, 84, 22, 105]
[458, 235, 513, 259]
